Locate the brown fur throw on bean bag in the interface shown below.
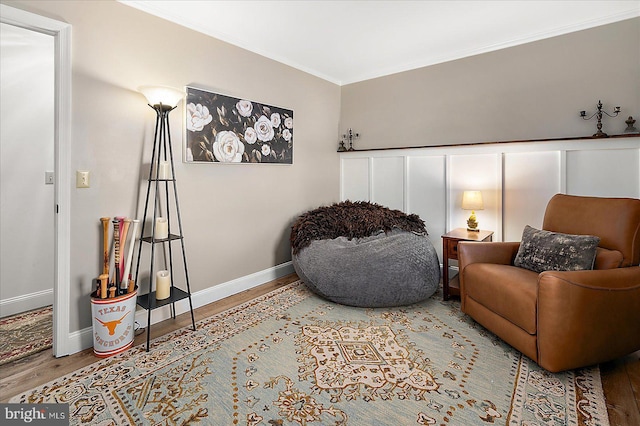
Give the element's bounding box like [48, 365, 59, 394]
[290, 201, 426, 255]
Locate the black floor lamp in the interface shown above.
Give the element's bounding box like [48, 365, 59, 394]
[135, 85, 196, 351]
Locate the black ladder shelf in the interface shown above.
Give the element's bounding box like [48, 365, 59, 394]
[134, 103, 196, 351]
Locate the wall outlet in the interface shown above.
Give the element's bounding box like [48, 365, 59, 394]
[45, 171, 54, 185]
[76, 170, 90, 188]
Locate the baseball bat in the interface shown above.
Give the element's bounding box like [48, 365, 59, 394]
[115, 216, 126, 240]
[112, 218, 121, 289]
[119, 218, 131, 288]
[100, 217, 110, 276]
[123, 219, 140, 293]
[99, 273, 108, 299]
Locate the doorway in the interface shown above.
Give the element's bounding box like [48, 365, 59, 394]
[1, 22, 54, 318]
[0, 4, 71, 357]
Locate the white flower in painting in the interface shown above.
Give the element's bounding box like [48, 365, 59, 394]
[244, 127, 257, 144]
[282, 128, 292, 142]
[254, 115, 274, 142]
[186, 103, 213, 132]
[213, 131, 245, 162]
[186, 147, 194, 162]
[284, 116, 293, 129]
[236, 100, 253, 117]
[271, 112, 281, 128]
[261, 144, 271, 157]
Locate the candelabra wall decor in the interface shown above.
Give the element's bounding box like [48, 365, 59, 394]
[624, 116, 638, 133]
[340, 128, 359, 151]
[580, 100, 621, 138]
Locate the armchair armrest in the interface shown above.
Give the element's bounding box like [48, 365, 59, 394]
[537, 267, 640, 372]
[458, 241, 520, 269]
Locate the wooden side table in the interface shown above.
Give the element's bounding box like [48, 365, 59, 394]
[442, 228, 494, 300]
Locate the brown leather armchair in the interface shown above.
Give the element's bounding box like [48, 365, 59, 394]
[458, 194, 640, 372]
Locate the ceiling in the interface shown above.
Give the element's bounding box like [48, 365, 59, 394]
[121, 1, 639, 85]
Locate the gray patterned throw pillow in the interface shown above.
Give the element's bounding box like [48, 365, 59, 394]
[514, 225, 600, 273]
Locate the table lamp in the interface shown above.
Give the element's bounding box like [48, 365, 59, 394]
[462, 190, 484, 231]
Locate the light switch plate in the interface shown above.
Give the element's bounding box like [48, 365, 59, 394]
[76, 170, 90, 188]
[45, 171, 54, 185]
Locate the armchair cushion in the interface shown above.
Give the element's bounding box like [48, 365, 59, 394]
[463, 263, 539, 334]
[594, 247, 624, 270]
[513, 225, 600, 273]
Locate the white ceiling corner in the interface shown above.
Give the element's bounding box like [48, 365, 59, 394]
[119, 0, 640, 85]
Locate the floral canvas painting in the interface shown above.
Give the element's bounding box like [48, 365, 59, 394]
[185, 86, 293, 164]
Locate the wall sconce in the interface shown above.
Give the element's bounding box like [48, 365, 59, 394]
[462, 190, 484, 232]
[338, 128, 359, 151]
[580, 100, 621, 138]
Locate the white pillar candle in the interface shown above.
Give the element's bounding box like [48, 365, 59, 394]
[158, 161, 171, 180]
[154, 217, 168, 240]
[156, 270, 171, 300]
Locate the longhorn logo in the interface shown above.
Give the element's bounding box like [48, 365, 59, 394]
[95, 311, 130, 335]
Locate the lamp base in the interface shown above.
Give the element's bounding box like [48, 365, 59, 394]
[466, 211, 479, 232]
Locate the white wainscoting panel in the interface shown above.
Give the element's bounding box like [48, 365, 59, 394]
[341, 157, 370, 201]
[449, 154, 502, 241]
[340, 137, 640, 263]
[503, 151, 562, 241]
[371, 157, 404, 210]
[566, 149, 640, 198]
[406, 155, 446, 259]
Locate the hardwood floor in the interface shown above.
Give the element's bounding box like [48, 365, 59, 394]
[1, 273, 638, 426]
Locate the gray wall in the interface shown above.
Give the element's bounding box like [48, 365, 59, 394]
[5, 0, 341, 333]
[340, 18, 640, 149]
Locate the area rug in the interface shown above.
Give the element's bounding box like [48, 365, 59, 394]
[10, 282, 609, 425]
[0, 305, 53, 366]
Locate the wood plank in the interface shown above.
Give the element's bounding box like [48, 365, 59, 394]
[600, 350, 640, 426]
[625, 350, 640, 415]
[342, 133, 639, 153]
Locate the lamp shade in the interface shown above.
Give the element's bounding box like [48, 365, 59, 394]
[462, 190, 484, 210]
[138, 85, 184, 108]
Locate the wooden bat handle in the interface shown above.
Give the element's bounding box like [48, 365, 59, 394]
[100, 217, 110, 276]
[99, 274, 108, 299]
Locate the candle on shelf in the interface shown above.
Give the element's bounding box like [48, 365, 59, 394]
[157, 161, 171, 180]
[154, 217, 168, 240]
[156, 270, 171, 300]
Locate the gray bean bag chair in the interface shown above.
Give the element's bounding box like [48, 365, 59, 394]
[291, 201, 440, 307]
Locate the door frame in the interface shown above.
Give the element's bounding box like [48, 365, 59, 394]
[1, 4, 71, 357]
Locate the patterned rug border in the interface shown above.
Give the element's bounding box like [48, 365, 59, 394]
[9, 282, 610, 426]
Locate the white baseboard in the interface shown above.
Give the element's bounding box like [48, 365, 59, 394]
[67, 262, 295, 355]
[0, 289, 53, 317]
